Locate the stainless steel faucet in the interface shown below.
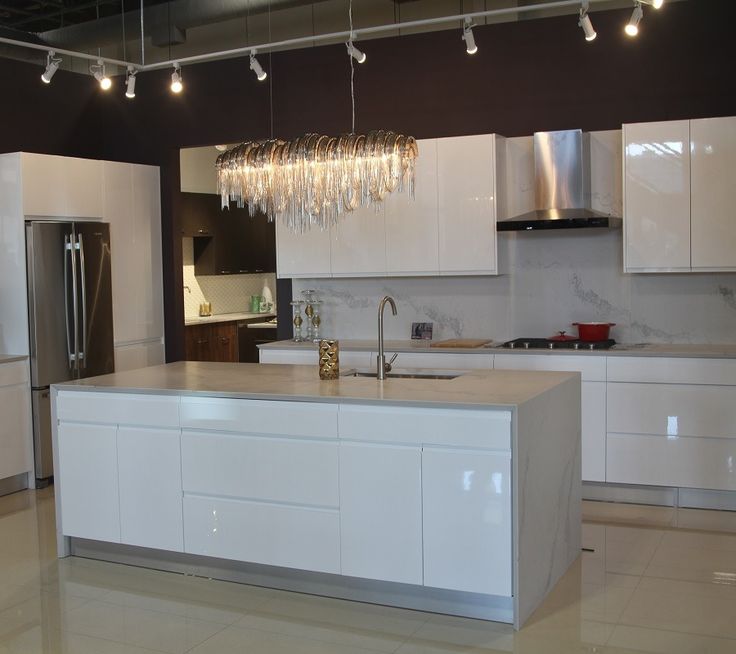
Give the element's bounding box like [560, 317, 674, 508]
[377, 296, 398, 380]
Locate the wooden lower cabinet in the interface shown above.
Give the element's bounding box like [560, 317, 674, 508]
[185, 322, 238, 362]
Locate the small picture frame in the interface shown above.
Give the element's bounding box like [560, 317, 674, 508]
[411, 322, 433, 340]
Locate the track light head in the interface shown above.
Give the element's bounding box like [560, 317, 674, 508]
[578, 2, 596, 41]
[170, 64, 183, 93]
[346, 41, 366, 64]
[249, 53, 267, 81]
[625, 2, 643, 37]
[91, 59, 111, 90]
[125, 67, 136, 99]
[644, 0, 664, 8]
[462, 18, 478, 55]
[41, 51, 60, 84]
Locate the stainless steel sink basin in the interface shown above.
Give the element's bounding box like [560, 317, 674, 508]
[341, 369, 462, 380]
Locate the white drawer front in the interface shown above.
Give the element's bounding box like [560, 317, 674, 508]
[56, 391, 179, 428]
[180, 396, 338, 438]
[339, 404, 511, 450]
[182, 432, 339, 507]
[388, 351, 492, 371]
[183, 496, 340, 573]
[494, 353, 605, 382]
[607, 433, 736, 491]
[607, 357, 736, 385]
[608, 383, 736, 439]
[260, 348, 374, 370]
[0, 360, 29, 387]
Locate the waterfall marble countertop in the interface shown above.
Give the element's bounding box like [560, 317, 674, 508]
[54, 361, 579, 409]
[0, 354, 27, 364]
[258, 339, 736, 359]
[185, 312, 276, 326]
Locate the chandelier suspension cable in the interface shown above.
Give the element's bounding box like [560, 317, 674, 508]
[140, 0, 145, 66]
[268, 0, 274, 139]
[348, 0, 355, 134]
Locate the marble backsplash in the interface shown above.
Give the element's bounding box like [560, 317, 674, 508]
[292, 230, 736, 344]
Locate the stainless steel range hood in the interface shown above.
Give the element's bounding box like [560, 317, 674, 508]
[497, 129, 621, 231]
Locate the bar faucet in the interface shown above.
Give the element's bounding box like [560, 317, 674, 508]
[377, 295, 398, 380]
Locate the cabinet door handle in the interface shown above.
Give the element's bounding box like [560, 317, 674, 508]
[238, 269, 249, 273]
[196, 339, 209, 345]
[254, 269, 264, 273]
[219, 337, 230, 343]
[220, 270, 231, 274]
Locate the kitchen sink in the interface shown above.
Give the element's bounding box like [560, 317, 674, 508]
[341, 369, 462, 380]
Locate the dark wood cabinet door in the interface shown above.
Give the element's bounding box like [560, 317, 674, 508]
[185, 324, 214, 361]
[212, 323, 238, 362]
[180, 193, 216, 237]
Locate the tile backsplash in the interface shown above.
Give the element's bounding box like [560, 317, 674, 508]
[182, 237, 276, 318]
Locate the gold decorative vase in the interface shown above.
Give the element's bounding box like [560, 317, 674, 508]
[318, 340, 340, 380]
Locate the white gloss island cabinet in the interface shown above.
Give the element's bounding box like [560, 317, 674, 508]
[623, 115, 736, 272]
[51, 364, 581, 629]
[0, 152, 165, 371]
[275, 135, 502, 278]
[0, 359, 33, 487]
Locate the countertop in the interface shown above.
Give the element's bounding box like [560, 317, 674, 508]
[185, 312, 276, 326]
[247, 320, 277, 329]
[0, 354, 27, 365]
[258, 339, 736, 359]
[54, 361, 578, 409]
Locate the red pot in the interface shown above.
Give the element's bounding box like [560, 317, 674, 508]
[572, 322, 616, 341]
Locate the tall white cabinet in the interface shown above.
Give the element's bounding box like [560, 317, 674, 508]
[0, 152, 165, 371]
[623, 115, 736, 272]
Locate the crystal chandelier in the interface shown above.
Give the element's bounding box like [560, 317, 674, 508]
[216, 131, 419, 232]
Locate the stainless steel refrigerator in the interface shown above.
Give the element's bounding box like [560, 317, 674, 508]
[25, 221, 114, 482]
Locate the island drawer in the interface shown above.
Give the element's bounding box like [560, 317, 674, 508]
[55, 391, 180, 428]
[181, 432, 339, 506]
[0, 360, 28, 387]
[338, 405, 511, 449]
[607, 357, 736, 385]
[180, 397, 338, 437]
[183, 495, 340, 574]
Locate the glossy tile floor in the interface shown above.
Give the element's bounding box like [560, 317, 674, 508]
[2, 489, 736, 653]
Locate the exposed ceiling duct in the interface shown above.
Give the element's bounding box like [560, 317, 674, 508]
[40, 0, 326, 52]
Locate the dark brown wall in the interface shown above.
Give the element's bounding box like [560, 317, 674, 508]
[2, 0, 735, 360]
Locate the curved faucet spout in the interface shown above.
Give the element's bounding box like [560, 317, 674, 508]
[377, 296, 398, 380]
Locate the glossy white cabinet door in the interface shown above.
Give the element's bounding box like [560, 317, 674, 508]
[581, 382, 606, 482]
[623, 120, 691, 272]
[437, 134, 497, 274]
[0, 379, 33, 480]
[422, 448, 512, 596]
[276, 220, 331, 278]
[184, 495, 340, 573]
[384, 139, 439, 275]
[118, 426, 183, 552]
[339, 443, 423, 584]
[21, 154, 103, 218]
[57, 422, 120, 542]
[691, 116, 736, 270]
[330, 203, 386, 276]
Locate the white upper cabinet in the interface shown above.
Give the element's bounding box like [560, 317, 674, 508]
[330, 203, 386, 276]
[103, 162, 164, 345]
[623, 120, 691, 272]
[690, 116, 736, 271]
[437, 134, 498, 274]
[276, 220, 331, 278]
[384, 138, 439, 275]
[21, 153, 103, 218]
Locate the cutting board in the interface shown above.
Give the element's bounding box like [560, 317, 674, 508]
[430, 338, 493, 349]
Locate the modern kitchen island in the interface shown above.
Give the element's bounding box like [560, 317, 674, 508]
[51, 361, 581, 629]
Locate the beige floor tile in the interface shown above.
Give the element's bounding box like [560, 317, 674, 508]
[658, 529, 736, 552]
[0, 625, 165, 654]
[607, 624, 736, 654]
[675, 508, 736, 534]
[188, 623, 388, 654]
[644, 544, 736, 584]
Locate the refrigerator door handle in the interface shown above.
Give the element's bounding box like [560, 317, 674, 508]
[71, 232, 79, 372]
[63, 235, 75, 369]
[77, 234, 87, 367]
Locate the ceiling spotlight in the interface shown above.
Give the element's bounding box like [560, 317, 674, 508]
[625, 2, 643, 37]
[170, 63, 183, 93]
[462, 18, 478, 55]
[91, 59, 112, 90]
[578, 2, 596, 41]
[41, 51, 61, 84]
[249, 53, 267, 81]
[125, 66, 137, 99]
[643, 0, 664, 7]
[346, 41, 366, 64]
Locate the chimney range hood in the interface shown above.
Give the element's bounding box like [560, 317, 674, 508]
[497, 129, 621, 231]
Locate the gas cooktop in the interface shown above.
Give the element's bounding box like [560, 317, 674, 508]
[502, 338, 616, 351]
